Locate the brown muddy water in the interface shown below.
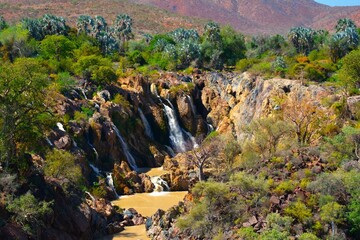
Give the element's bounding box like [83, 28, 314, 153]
[101, 167, 187, 240]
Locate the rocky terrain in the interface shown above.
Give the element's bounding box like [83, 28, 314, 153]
[0, 0, 359, 34]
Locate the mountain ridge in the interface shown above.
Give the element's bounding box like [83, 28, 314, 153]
[0, 0, 359, 34]
[131, 0, 360, 34]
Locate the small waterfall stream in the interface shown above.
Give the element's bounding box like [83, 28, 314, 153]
[163, 103, 187, 153]
[106, 172, 119, 199]
[138, 108, 154, 140]
[45, 137, 53, 147]
[186, 95, 197, 116]
[89, 164, 102, 177]
[56, 122, 66, 132]
[111, 123, 138, 171]
[150, 176, 170, 192]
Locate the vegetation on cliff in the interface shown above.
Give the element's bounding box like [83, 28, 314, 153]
[0, 12, 359, 239]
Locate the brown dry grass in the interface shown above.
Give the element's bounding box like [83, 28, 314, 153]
[0, 0, 206, 34]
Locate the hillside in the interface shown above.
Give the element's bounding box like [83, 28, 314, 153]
[0, 0, 206, 34]
[132, 0, 360, 34]
[1, 0, 360, 34]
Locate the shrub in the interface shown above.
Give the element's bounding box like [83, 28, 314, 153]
[6, 192, 53, 235]
[284, 201, 312, 223]
[273, 180, 295, 196]
[298, 232, 320, 240]
[44, 149, 84, 186]
[237, 227, 258, 239]
[112, 93, 131, 108]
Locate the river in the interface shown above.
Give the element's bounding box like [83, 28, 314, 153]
[102, 168, 187, 240]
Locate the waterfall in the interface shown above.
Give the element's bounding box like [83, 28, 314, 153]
[150, 83, 160, 98]
[106, 173, 119, 199]
[45, 137, 53, 147]
[151, 176, 170, 192]
[81, 89, 88, 100]
[163, 103, 187, 153]
[89, 164, 102, 177]
[184, 130, 199, 149]
[87, 139, 99, 161]
[165, 145, 176, 157]
[207, 123, 214, 134]
[111, 123, 138, 171]
[73, 140, 78, 148]
[85, 191, 96, 204]
[138, 108, 154, 140]
[186, 95, 197, 116]
[57, 122, 66, 132]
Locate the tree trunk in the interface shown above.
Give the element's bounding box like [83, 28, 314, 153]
[198, 166, 204, 182]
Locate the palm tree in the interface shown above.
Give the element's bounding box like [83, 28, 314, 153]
[113, 14, 133, 52]
[76, 15, 94, 35]
[336, 18, 357, 32]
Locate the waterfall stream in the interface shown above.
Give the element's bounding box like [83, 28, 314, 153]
[138, 108, 154, 140]
[150, 176, 170, 192]
[89, 164, 102, 177]
[56, 122, 66, 132]
[106, 173, 119, 199]
[163, 103, 187, 153]
[186, 95, 197, 116]
[111, 123, 138, 171]
[45, 137, 53, 147]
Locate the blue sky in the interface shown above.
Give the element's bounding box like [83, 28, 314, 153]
[315, 0, 360, 6]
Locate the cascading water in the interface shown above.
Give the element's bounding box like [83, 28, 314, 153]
[106, 172, 119, 199]
[85, 191, 96, 204]
[138, 108, 154, 140]
[151, 176, 170, 192]
[45, 137, 53, 147]
[207, 123, 214, 134]
[163, 103, 187, 153]
[184, 130, 199, 149]
[186, 95, 197, 116]
[57, 122, 66, 132]
[111, 123, 138, 171]
[89, 164, 102, 177]
[165, 145, 176, 157]
[81, 88, 88, 100]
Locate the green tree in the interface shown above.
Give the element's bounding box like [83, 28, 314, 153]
[91, 66, 117, 84]
[288, 27, 316, 55]
[76, 15, 94, 35]
[113, 14, 133, 52]
[23, 14, 68, 40]
[336, 18, 357, 32]
[338, 49, 360, 96]
[44, 149, 84, 186]
[0, 25, 30, 62]
[220, 26, 246, 66]
[0, 15, 7, 31]
[73, 54, 112, 81]
[40, 35, 75, 61]
[6, 192, 53, 236]
[320, 202, 345, 239]
[0, 58, 52, 169]
[243, 117, 292, 159]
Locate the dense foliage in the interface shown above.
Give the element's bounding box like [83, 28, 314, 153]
[0, 12, 359, 239]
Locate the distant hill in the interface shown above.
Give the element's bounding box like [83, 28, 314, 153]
[0, 0, 359, 35]
[131, 0, 360, 34]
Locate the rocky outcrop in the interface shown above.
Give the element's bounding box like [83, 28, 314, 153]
[146, 203, 185, 240]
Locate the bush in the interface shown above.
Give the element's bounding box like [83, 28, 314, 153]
[44, 149, 84, 186]
[273, 180, 295, 196]
[112, 93, 131, 108]
[298, 232, 320, 240]
[6, 192, 53, 235]
[284, 201, 312, 223]
[237, 227, 258, 239]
